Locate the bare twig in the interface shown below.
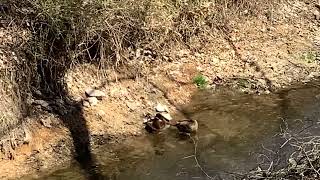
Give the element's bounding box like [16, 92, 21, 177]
[189, 135, 215, 180]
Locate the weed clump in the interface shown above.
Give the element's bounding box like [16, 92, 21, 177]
[193, 74, 208, 89]
[301, 51, 317, 63]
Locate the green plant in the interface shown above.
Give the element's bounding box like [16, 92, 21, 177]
[193, 74, 208, 89]
[301, 51, 317, 63]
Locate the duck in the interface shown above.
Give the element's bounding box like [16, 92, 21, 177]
[172, 119, 198, 134]
[144, 113, 168, 133]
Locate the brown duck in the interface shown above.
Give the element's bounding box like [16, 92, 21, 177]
[172, 119, 198, 134]
[144, 113, 168, 133]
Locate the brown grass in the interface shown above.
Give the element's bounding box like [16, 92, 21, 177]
[0, 0, 280, 147]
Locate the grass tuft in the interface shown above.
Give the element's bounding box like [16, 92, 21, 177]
[193, 74, 208, 89]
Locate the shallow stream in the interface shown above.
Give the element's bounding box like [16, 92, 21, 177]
[26, 81, 320, 180]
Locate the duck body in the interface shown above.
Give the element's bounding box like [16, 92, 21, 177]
[144, 114, 168, 133]
[173, 119, 198, 134]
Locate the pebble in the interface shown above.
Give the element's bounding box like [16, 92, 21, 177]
[126, 101, 138, 111]
[83, 100, 90, 107]
[88, 97, 98, 106]
[85, 88, 106, 98]
[40, 117, 52, 128]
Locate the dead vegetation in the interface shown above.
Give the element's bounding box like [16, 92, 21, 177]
[0, 0, 281, 138]
[244, 121, 320, 180]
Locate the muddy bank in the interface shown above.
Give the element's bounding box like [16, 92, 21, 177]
[1, 78, 320, 180]
[20, 79, 320, 180]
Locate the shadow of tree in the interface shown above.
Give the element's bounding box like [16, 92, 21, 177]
[54, 99, 105, 179]
[0, 1, 109, 179]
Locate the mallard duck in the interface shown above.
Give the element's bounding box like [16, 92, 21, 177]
[144, 114, 168, 133]
[172, 119, 198, 134]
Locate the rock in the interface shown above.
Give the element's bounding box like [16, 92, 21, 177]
[288, 158, 297, 168]
[40, 117, 52, 128]
[97, 110, 105, 116]
[33, 100, 50, 108]
[135, 48, 142, 58]
[305, 72, 320, 81]
[87, 97, 98, 106]
[159, 112, 172, 121]
[85, 88, 106, 98]
[83, 100, 90, 107]
[126, 101, 138, 111]
[155, 103, 169, 112]
[162, 56, 169, 61]
[23, 127, 32, 144]
[74, 96, 82, 102]
[314, 10, 320, 20]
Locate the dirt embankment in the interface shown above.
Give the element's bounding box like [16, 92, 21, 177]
[0, 0, 320, 179]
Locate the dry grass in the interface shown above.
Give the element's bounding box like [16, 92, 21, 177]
[1, 0, 280, 90]
[0, 0, 280, 153]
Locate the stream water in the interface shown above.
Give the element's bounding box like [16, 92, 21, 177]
[25, 81, 320, 180]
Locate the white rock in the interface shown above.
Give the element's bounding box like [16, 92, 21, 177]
[88, 97, 98, 106]
[74, 96, 82, 102]
[85, 88, 106, 98]
[155, 103, 169, 112]
[23, 127, 32, 144]
[314, 10, 320, 20]
[40, 117, 52, 128]
[33, 100, 50, 108]
[97, 110, 105, 116]
[126, 102, 138, 111]
[83, 100, 90, 107]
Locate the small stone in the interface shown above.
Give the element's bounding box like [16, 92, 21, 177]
[33, 100, 50, 108]
[136, 48, 142, 58]
[40, 117, 52, 128]
[23, 127, 32, 144]
[288, 158, 297, 168]
[143, 50, 152, 56]
[74, 96, 82, 102]
[126, 102, 138, 111]
[155, 103, 169, 112]
[97, 110, 105, 116]
[85, 88, 106, 98]
[163, 56, 169, 61]
[305, 72, 320, 81]
[88, 97, 98, 106]
[83, 100, 90, 107]
[314, 10, 320, 20]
